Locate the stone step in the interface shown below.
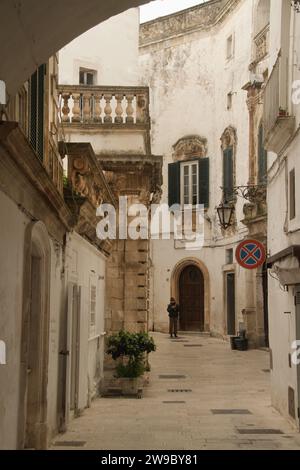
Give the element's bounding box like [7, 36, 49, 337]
[177, 331, 211, 337]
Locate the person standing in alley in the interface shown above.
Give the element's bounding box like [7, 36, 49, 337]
[167, 297, 180, 338]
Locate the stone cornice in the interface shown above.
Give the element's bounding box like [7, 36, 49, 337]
[139, 0, 241, 48]
[0, 121, 74, 231]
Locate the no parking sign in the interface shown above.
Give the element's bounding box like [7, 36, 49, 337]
[236, 239, 266, 270]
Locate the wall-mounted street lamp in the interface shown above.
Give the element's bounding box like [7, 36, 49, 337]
[216, 183, 266, 230]
[291, 1, 300, 12]
[223, 184, 267, 202]
[216, 200, 235, 230]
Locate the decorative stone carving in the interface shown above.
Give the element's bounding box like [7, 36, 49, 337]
[139, 188, 151, 206]
[70, 155, 104, 207]
[151, 185, 163, 204]
[220, 126, 237, 150]
[173, 135, 208, 161]
[140, 0, 231, 46]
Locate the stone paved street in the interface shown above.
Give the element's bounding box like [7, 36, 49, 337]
[51, 333, 300, 450]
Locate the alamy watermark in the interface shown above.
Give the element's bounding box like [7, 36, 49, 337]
[96, 197, 205, 251]
[291, 340, 300, 366]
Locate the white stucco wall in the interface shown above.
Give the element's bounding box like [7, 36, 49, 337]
[59, 9, 140, 86]
[267, 2, 300, 426]
[47, 239, 65, 440]
[139, 0, 253, 336]
[65, 232, 106, 409]
[0, 192, 26, 449]
[0, 191, 65, 449]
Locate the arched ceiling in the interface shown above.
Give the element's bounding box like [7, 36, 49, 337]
[0, 0, 150, 95]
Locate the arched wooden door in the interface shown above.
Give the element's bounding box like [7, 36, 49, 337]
[179, 265, 204, 331]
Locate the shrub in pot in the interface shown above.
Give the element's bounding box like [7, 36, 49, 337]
[106, 331, 156, 396]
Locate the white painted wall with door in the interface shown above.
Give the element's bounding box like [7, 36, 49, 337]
[65, 232, 106, 421]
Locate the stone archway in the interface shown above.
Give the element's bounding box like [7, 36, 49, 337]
[18, 221, 51, 450]
[171, 258, 210, 332]
[0, 0, 150, 95]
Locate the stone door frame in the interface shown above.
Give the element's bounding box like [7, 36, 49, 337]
[171, 258, 210, 332]
[18, 221, 51, 449]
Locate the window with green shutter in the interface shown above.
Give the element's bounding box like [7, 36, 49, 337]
[29, 64, 46, 161]
[199, 157, 209, 208]
[223, 147, 234, 201]
[168, 162, 181, 206]
[258, 124, 267, 184]
[168, 158, 210, 208]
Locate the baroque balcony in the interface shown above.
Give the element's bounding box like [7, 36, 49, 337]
[58, 85, 151, 156]
[263, 55, 295, 154]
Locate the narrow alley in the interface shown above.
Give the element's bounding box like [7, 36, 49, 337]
[1, 0, 300, 453]
[51, 333, 300, 451]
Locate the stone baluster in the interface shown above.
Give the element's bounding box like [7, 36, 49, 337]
[72, 93, 81, 122]
[136, 93, 148, 124]
[61, 93, 70, 122]
[115, 94, 124, 124]
[93, 93, 102, 123]
[126, 94, 134, 124]
[82, 93, 91, 122]
[104, 94, 113, 123]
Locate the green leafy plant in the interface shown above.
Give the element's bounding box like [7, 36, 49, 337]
[106, 331, 156, 378]
[63, 175, 69, 188]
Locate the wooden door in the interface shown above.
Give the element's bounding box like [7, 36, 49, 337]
[179, 265, 204, 331]
[226, 273, 236, 335]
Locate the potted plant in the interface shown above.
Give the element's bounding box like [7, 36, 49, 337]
[106, 331, 156, 397]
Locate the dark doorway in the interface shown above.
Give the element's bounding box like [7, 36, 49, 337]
[226, 273, 236, 335]
[179, 265, 204, 331]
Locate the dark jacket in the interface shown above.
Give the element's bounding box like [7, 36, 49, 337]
[167, 303, 179, 318]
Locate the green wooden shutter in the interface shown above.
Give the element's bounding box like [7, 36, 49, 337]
[199, 158, 209, 208]
[30, 70, 38, 152]
[29, 64, 45, 161]
[258, 124, 267, 183]
[37, 64, 46, 161]
[223, 147, 233, 201]
[168, 162, 181, 206]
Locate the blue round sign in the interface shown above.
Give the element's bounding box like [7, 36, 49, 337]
[236, 239, 266, 270]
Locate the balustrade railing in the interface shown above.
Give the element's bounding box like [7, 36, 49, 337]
[58, 85, 150, 126]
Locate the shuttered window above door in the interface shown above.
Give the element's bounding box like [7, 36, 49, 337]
[168, 158, 210, 208]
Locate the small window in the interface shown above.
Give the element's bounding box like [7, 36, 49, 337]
[290, 168, 296, 220]
[227, 92, 233, 110]
[226, 249, 234, 265]
[226, 34, 234, 60]
[79, 68, 97, 86]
